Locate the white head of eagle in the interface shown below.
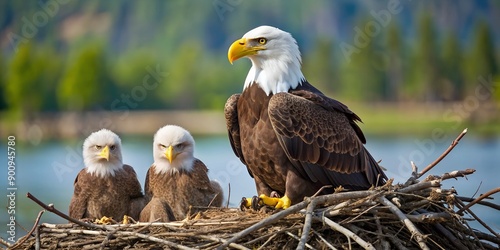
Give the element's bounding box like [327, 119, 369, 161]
[153, 125, 195, 175]
[228, 25, 305, 96]
[83, 129, 124, 178]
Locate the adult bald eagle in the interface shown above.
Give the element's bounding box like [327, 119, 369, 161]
[69, 129, 144, 221]
[225, 26, 387, 209]
[140, 125, 223, 222]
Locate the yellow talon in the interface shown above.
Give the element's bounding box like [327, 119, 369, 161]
[122, 215, 129, 224]
[242, 197, 252, 208]
[259, 194, 279, 207]
[95, 216, 113, 225]
[276, 195, 292, 209]
[240, 196, 258, 210]
[259, 194, 291, 209]
[245, 197, 253, 207]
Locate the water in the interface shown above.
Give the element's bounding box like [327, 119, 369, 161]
[1, 133, 499, 242]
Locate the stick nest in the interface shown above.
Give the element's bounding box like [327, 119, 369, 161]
[7, 129, 500, 250]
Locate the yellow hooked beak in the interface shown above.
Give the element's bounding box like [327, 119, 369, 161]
[228, 38, 265, 64]
[165, 145, 176, 163]
[99, 146, 110, 161]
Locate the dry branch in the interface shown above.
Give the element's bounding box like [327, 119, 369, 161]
[10, 210, 44, 249]
[314, 215, 376, 250]
[378, 196, 429, 250]
[298, 199, 317, 250]
[418, 128, 467, 178]
[456, 187, 500, 215]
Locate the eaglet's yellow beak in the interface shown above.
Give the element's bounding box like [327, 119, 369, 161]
[165, 145, 176, 163]
[99, 146, 110, 161]
[228, 38, 265, 64]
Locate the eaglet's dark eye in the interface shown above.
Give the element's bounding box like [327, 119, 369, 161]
[258, 38, 267, 44]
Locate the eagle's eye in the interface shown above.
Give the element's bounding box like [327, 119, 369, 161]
[258, 38, 267, 45]
[95, 145, 102, 150]
[159, 144, 167, 150]
[175, 143, 184, 150]
[110, 145, 116, 150]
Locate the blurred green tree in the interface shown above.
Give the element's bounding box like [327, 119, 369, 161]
[158, 40, 203, 109]
[0, 49, 6, 111]
[413, 13, 441, 101]
[302, 37, 338, 96]
[465, 20, 498, 100]
[340, 19, 387, 102]
[111, 49, 164, 109]
[441, 31, 464, 101]
[5, 43, 61, 118]
[57, 42, 112, 111]
[385, 23, 403, 102]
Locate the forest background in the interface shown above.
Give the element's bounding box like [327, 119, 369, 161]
[0, 0, 499, 137]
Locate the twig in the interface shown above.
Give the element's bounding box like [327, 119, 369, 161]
[425, 236, 447, 250]
[456, 187, 500, 215]
[196, 235, 250, 250]
[311, 229, 337, 250]
[208, 193, 220, 207]
[374, 212, 390, 250]
[343, 203, 379, 224]
[455, 199, 500, 238]
[312, 185, 332, 198]
[26, 192, 96, 229]
[226, 183, 231, 208]
[81, 236, 137, 249]
[256, 233, 278, 250]
[418, 128, 467, 178]
[453, 201, 487, 250]
[304, 190, 381, 205]
[385, 233, 410, 250]
[35, 225, 40, 250]
[285, 231, 316, 250]
[439, 169, 476, 181]
[10, 210, 44, 249]
[378, 196, 429, 250]
[313, 215, 375, 250]
[404, 161, 419, 186]
[99, 227, 119, 250]
[433, 223, 468, 250]
[405, 212, 451, 223]
[456, 196, 500, 210]
[398, 180, 441, 193]
[473, 230, 500, 245]
[0, 238, 11, 248]
[321, 200, 351, 216]
[472, 181, 483, 198]
[298, 199, 317, 250]
[247, 225, 301, 246]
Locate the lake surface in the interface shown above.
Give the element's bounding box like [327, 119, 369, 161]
[1, 133, 499, 241]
